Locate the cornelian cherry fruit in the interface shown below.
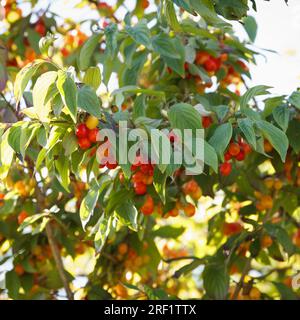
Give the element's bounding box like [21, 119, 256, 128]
[87, 128, 99, 143]
[228, 143, 240, 156]
[220, 162, 232, 176]
[76, 124, 88, 138]
[78, 137, 91, 150]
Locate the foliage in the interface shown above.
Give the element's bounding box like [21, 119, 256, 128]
[0, 0, 299, 301]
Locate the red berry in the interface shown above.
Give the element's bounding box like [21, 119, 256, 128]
[241, 142, 252, 154]
[224, 151, 232, 161]
[106, 161, 118, 170]
[35, 21, 46, 36]
[78, 137, 91, 150]
[76, 124, 88, 138]
[235, 150, 245, 161]
[195, 51, 210, 65]
[202, 116, 213, 129]
[223, 222, 243, 236]
[220, 162, 232, 176]
[140, 195, 154, 215]
[228, 143, 240, 157]
[18, 211, 28, 225]
[88, 128, 99, 143]
[204, 58, 218, 72]
[134, 182, 147, 195]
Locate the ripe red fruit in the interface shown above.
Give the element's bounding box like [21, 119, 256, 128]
[18, 210, 28, 225]
[242, 142, 252, 154]
[87, 128, 99, 143]
[223, 222, 243, 236]
[220, 162, 232, 176]
[195, 51, 210, 65]
[35, 21, 46, 36]
[224, 151, 232, 161]
[228, 143, 240, 157]
[134, 182, 147, 195]
[76, 124, 88, 138]
[204, 58, 218, 72]
[202, 116, 213, 129]
[235, 150, 245, 161]
[78, 137, 91, 150]
[141, 195, 154, 215]
[132, 171, 144, 183]
[106, 162, 118, 170]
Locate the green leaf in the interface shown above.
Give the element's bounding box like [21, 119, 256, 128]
[106, 189, 132, 214]
[243, 16, 257, 42]
[18, 213, 50, 231]
[204, 141, 218, 172]
[83, 67, 101, 90]
[57, 70, 78, 122]
[264, 223, 295, 256]
[255, 120, 288, 162]
[288, 91, 300, 109]
[174, 260, 203, 278]
[94, 214, 112, 253]
[237, 118, 257, 149]
[33, 71, 58, 122]
[78, 85, 101, 118]
[125, 20, 152, 48]
[172, 0, 195, 15]
[153, 168, 167, 203]
[104, 23, 118, 57]
[189, 0, 229, 27]
[203, 260, 229, 300]
[286, 119, 300, 153]
[78, 33, 102, 70]
[14, 59, 49, 104]
[151, 226, 185, 239]
[273, 282, 298, 300]
[272, 105, 290, 132]
[152, 33, 180, 59]
[0, 129, 15, 180]
[240, 85, 271, 110]
[209, 123, 233, 158]
[115, 201, 138, 231]
[168, 103, 202, 132]
[54, 155, 70, 192]
[5, 270, 21, 299]
[165, 0, 182, 32]
[36, 126, 64, 169]
[162, 37, 185, 77]
[80, 180, 100, 230]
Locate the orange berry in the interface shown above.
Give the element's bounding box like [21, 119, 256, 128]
[18, 210, 29, 225]
[15, 264, 25, 276]
[168, 207, 179, 217]
[228, 143, 240, 157]
[118, 243, 128, 255]
[261, 235, 273, 248]
[223, 222, 243, 236]
[140, 195, 154, 215]
[183, 203, 196, 217]
[264, 140, 273, 153]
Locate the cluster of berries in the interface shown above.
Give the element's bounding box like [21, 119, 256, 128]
[75, 115, 100, 150]
[131, 158, 155, 195]
[220, 139, 252, 176]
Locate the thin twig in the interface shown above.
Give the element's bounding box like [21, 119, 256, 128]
[45, 223, 74, 300]
[232, 257, 252, 300]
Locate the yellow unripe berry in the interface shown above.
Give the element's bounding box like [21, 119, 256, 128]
[85, 115, 99, 130]
[274, 179, 283, 190]
[264, 177, 274, 189]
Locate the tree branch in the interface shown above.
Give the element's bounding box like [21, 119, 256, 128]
[45, 222, 74, 300]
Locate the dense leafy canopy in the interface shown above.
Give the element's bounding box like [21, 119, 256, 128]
[0, 0, 299, 300]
